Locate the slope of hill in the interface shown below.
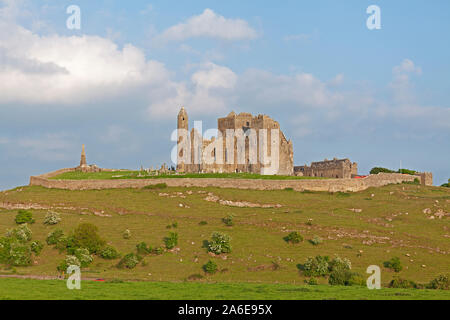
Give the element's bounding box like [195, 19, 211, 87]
[0, 183, 449, 298]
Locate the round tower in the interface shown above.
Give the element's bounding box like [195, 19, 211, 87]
[177, 107, 189, 172]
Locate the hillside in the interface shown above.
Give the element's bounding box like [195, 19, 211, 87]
[0, 182, 449, 298]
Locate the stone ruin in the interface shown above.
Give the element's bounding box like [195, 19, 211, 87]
[76, 144, 102, 173]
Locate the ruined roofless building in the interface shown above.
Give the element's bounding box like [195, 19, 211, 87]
[177, 107, 294, 175]
[294, 158, 358, 179]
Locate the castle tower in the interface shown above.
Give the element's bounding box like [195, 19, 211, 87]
[177, 107, 189, 172]
[80, 144, 87, 167]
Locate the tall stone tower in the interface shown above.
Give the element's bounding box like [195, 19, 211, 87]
[80, 144, 87, 167]
[177, 107, 189, 172]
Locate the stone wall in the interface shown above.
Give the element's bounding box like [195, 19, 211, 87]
[29, 170, 425, 193]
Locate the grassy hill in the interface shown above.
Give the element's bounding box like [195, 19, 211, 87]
[0, 182, 449, 299]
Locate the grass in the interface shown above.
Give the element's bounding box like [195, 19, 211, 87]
[50, 171, 327, 180]
[0, 183, 449, 299]
[0, 278, 449, 300]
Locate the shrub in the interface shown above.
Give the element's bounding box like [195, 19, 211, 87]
[283, 232, 303, 244]
[117, 253, 141, 269]
[100, 246, 120, 259]
[284, 187, 294, 191]
[301, 256, 330, 277]
[30, 241, 44, 256]
[208, 232, 232, 255]
[329, 269, 364, 286]
[300, 255, 352, 278]
[427, 274, 450, 290]
[44, 211, 61, 225]
[222, 214, 234, 227]
[307, 278, 318, 285]
[370, 167, 395, 174]
[57, 255, 81, 272]
[72, 223, 105, 254]
[203, 260, 218, 274]
[164, 232, 178, 249]
[389, 277, 417, 289]
[199, 221, 208, 226]
[329, 255, 352, 272]
[55, 236, 77, 254]
[441, 179, 450, 188]
[397, 169, 417, 175]
[136, 242, 152, 255]
[46, 229, 64, 245]
[0, 237, 12, 263]
[6, 224, 32, 242]
[309, 236, 323, 246]
[123, 229, 131, 239]
[74, 248, 93, 267]
[384, 257, 403, 272]
[8, 242, 32, 266]
[15, 210, 35, 225]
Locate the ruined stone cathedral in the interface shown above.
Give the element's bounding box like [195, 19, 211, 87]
[176, 107, 294, 175]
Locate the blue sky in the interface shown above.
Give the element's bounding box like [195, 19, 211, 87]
[0, 0, 449, 189]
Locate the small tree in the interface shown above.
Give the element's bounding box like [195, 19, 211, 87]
[384, 257, 403, 272]
[283, 232, 303, 244]
[15, 210, 35, 225]
[164, 232, 178, 249]
[44, 211, 61, 225]
[203, 260, 218, 274]
[208, 232, 231, 255]
[72, 223, 105, 254]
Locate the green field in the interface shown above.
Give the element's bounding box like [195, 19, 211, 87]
[0, 183, 449, 300]
[1, 278, 449, 300]
[50, 170, 326, 180]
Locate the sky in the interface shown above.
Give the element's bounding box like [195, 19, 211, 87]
[0, 0, 449, 190]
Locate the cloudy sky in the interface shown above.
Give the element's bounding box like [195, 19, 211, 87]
[0, 0, 449, 189]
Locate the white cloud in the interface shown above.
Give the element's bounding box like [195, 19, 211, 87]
[156, 9, 257, 42]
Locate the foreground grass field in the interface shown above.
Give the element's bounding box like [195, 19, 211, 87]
[1, 278, 449, 300]
[50, 171, 326, 180]
[0, 182, 449, 300]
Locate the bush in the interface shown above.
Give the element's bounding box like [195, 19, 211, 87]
[307, 278, 318, 285]
[441, 179, 450, 188]
[301, 256, 330, 277]
[8, 242, 32, 266]
[397, 169, 417, 175]
[199, 221, 208, 226]
[309, 236, 323, 246]
[203, 260, 218, 274]
[164, 232, 178, 249]
[329, 269, 364, 286]
[6, 224, 32, 242]
[0, 237, 12, 263]
[384, 257, 403, 272]
[74, 248, 93, 267]
[46, 229, 64, 245]
[123, 229, 131, 239]
[30, 241, 44, 256]
[15, 210, 35, 225]
[100, 246, 120, 259]
[72, 223, 105, 254]
[222, 214, 234, 227]
[153, 247, 164, 255]
[283, 232, 303, 244]
[57, 255, 81, 272]
[389, 277, 417, 289]
[117, 253, 141, 269]
[208, 232, 232, 255]
[136, 242, 152, 255]
[300, 255, 352, 278]
[44, 211, 61, 225]
[370, 167, 395, 174]
[427, 274, 450, 290]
